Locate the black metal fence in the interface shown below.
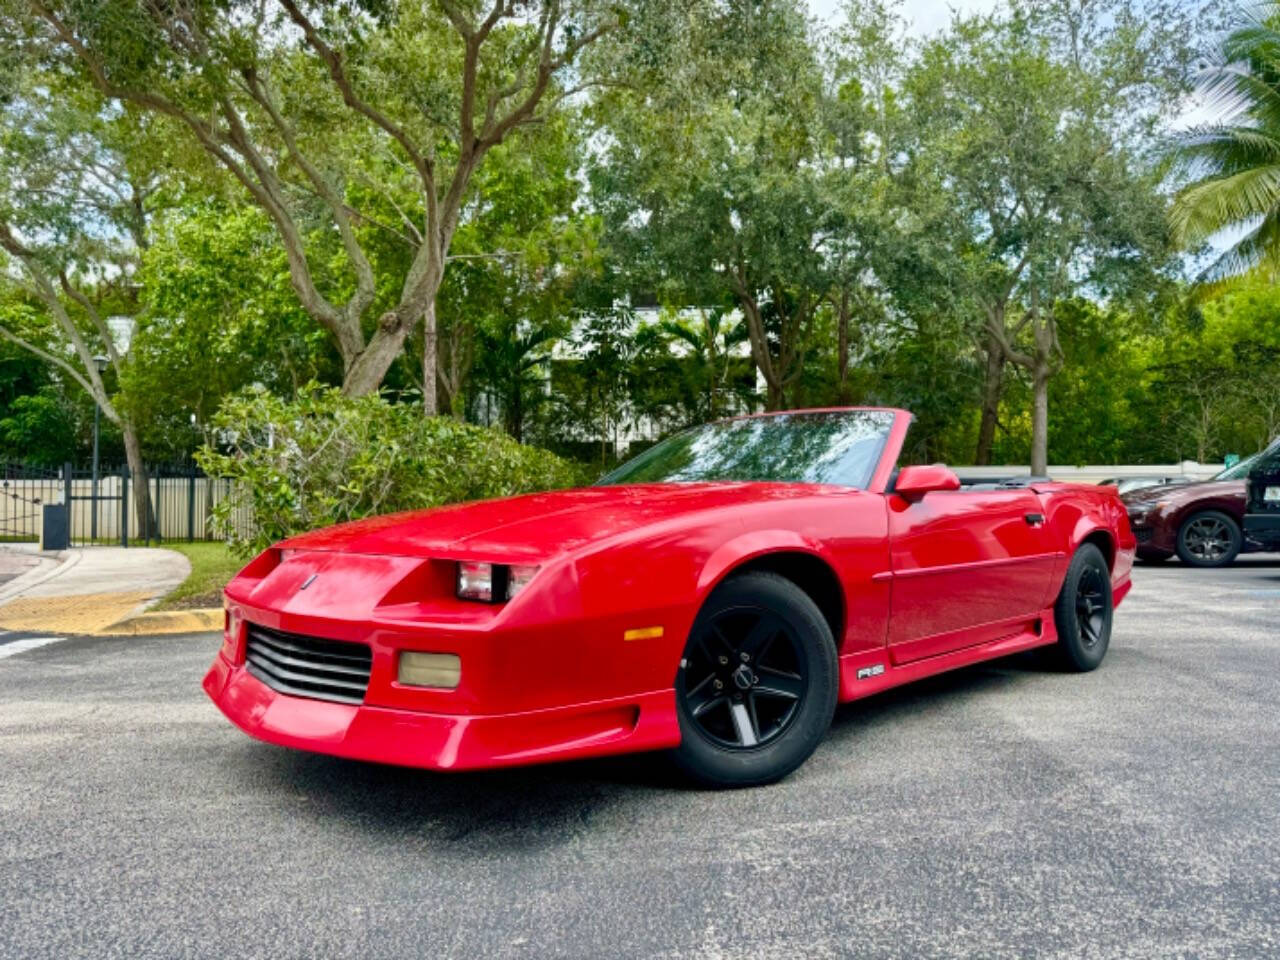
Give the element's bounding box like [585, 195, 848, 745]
[0, 460, 245, 547]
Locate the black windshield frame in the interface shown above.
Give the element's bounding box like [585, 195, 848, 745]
[597, 410, 897, 490]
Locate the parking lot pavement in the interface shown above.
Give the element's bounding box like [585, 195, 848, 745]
[1, 560, 1277, 959]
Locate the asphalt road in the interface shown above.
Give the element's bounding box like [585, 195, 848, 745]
[1, 559, 1278, 959]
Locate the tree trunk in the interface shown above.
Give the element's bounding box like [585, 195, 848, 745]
[765, 379, 785, 411]
[836, 289, 851, 404]
[121, 422, 156, 541]
[976, 330, 1005, 466]
[1031, 364, 1049, 477]
[342, 311, 414, 398]
[422, 300, 439, 416]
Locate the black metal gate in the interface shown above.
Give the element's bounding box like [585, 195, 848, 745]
[0, 462, 63, 544]
[0, 460, 235, 547]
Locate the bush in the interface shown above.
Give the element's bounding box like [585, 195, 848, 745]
[198, 385, 587, 555]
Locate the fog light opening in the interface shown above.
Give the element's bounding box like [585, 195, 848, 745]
[398, 652, 461, 689]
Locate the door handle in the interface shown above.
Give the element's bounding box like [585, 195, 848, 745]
[1025, 513, 1045, 525]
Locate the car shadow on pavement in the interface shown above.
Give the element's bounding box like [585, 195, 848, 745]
[216, 653, 1048, 851]
[826, 652, 1040, 744]
[224, 736, 684, 850]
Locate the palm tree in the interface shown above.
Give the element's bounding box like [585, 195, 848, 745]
[660, 309, 749, 421]
[1171, 5, 1280, 278]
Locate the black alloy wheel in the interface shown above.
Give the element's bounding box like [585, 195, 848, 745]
[672, 571, 838, 788]
[1176, 510, 1243, 567]
[682, 608, 805, 749]
[1074, 563, 1108, 652]
[1052, 543, 1113, 672]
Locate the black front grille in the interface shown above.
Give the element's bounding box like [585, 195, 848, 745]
[1133, 527, 1153, 544]
[245, 623, 372, 705]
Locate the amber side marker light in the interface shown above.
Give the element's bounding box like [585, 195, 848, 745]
[623, 626, 664, 642]
[399, 652, 461, 689]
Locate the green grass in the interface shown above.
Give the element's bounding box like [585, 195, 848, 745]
[157, 542, 245, 610]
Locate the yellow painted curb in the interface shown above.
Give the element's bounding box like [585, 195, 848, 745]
[0, 591, 155, 635]
[100, 608, 223, 636]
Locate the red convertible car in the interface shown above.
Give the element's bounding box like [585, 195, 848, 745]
[204, 408, 1134, 787]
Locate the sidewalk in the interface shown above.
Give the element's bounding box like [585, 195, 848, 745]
[0, 545, 218, 635]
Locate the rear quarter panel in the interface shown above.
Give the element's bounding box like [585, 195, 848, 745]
[1037, 483, 1136, 593]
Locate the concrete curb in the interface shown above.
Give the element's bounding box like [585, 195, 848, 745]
[100, 607, 223, 636]
[0, 550, 75, 604]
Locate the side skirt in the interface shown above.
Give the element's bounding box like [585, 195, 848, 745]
[836, 610, 1058, 704]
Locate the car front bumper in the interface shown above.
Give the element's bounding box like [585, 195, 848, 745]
[1244, 513, 1280, 550]
[203, 651, 680, 771]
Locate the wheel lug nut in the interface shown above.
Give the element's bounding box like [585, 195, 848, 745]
[713, 679, 723, 690]
[718, 655, 729, 665]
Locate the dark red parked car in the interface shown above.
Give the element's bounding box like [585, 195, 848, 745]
[1121, 454, 1268, 566]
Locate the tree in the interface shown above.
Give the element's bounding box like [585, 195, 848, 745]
[473, 321, 556, 441]
[0, 68, 158, 527]
[592, 0, 833, 410]
[419, 112, 593, 418]
[124, 203, 340, 459]
[820, 0, 908, 405]
[901, 0, 1194, 473]
[659, 309, 750, 422]
[14, 0, 627, 407]
[1170, 4, 1280, 278]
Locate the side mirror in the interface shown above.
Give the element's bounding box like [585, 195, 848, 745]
[894, 464, 961, 499]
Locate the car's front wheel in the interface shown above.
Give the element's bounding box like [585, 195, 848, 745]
[1175, 510, 1242, 567]
[672, 571, 838, 788]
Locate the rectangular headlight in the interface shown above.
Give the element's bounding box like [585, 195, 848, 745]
[506, 564, 540, 600]
[456, 561, 494, 601]
[398, 651, 461, 689]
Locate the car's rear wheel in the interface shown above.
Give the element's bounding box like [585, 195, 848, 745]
[672, 571, 837, 788]
[1052, 543, 1113, 672]
[1175, 510, 1242, 567]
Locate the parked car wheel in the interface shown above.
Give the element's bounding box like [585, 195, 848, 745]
[1175, 510, 1242, 567]
[1052, 543, 1113, 672]
[672, 571, 838, 788]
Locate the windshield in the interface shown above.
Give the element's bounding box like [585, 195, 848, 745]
[1215, 452, 1260, 480]
[598, 410, 896, 489]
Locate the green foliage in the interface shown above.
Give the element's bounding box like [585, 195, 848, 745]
[0, 390, 78, 466]
[0, 0, 1261, 484]
[197, 385, 585, 555]
[1170, 3, 1280, 279]
[124, 203, 340, 459]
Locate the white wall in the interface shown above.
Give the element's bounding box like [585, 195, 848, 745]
[951, 462, 1223, 485]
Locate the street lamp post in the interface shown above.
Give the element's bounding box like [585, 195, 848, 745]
[91, 355, 108, 542]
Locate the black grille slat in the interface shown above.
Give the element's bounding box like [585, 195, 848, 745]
[247, 629, 371, 666]
[245, 652, 369, 693]
[247, 642, 370, 679]
[244, 624, 371, 705]
[245, 663, 365, 705]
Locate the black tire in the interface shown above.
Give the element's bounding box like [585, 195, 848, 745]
[672, 571, 838, 788]
[1052, 543, 1113, 672]
[1175, 510, 1242, 567]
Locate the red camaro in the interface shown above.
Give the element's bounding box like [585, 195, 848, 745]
[204, 408, 1135, 787]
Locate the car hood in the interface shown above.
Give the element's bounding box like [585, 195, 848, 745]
[277, 482, 848, 560]
[1121, 479, 1244, 510]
